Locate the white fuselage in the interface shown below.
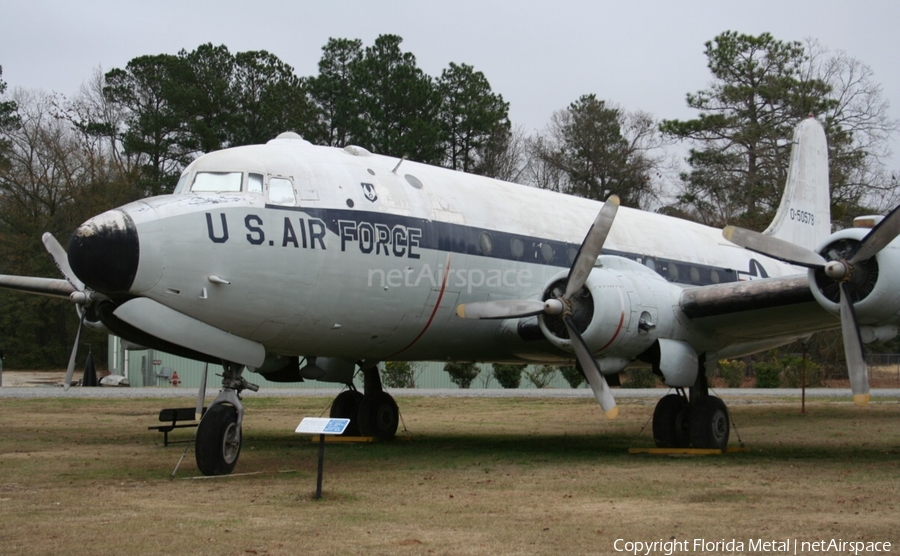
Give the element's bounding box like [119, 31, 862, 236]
[117, 135, 827, 367]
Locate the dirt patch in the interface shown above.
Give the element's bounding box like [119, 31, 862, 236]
[0, 370, 67, 387]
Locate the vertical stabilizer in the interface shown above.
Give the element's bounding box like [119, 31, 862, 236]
[762, 116, 831, 250]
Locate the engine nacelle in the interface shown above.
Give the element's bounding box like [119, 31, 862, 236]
[538, 256, 687, 371]
[810, 227, 900, 327]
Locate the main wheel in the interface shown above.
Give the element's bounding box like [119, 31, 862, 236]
[689, 396, 730, 450]
[357, 391, 399, 440]
[652, 394, 690, 448]
[195, 404, 242, 476]
[330, 390, 364, 436]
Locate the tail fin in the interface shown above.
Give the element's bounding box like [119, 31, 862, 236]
[762, 116, 831, 251]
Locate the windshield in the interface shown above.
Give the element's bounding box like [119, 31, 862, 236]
[191, 172, 243, 193]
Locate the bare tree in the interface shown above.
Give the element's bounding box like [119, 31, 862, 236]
[0, 88, 137, 368]
[803, 39, 900, 219]
[475, 124, 530, 183]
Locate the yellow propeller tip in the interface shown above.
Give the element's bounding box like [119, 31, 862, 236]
[455, 305, 466, 318]
[722, 226, 735, 241]
[853, 393, 870, 406]
[605, 407, 619, 419]
[606, 195, 620, 206]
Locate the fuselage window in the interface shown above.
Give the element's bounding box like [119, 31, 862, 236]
[479, 232, 494, 255]
[540, 242, 554, 262]
[248, 173, 264, 194]
[690, 266, 701, 283]
[510, 237, 525, 259]
[192, 172, 243, 193]
[268, 177, 296, 206]
[667, 263, 679, 282]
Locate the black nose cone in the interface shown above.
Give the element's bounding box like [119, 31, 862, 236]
[68, 210, 140, 294]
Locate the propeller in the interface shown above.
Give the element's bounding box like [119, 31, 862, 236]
[43, 233, 85, 292]
[722, 203, 900, 406]
[456, 196, 621, 418]
[63, 313, 85, 391]
[43, 232, 96, 390]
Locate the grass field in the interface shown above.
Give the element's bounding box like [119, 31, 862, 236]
[1, 395, 898, 555]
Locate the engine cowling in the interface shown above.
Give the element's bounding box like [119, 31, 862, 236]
[810, 227, 900, 328]
[537, 256, 687, 372]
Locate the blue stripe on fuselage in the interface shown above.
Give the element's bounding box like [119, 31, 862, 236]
[221, 204, 742, 287]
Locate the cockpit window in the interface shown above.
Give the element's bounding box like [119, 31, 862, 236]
[248, 173, 264, 194]
[173, 172, 191, 194]
[191, 172, 243, 193]
[268, 177, 296, 206]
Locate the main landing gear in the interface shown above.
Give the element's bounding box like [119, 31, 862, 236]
[329, 364, 399, 440]
[195, 363, 258, 476]
[652, 387, 730, 450]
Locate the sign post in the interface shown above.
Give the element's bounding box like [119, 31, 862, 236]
[295, 417, 350, 499]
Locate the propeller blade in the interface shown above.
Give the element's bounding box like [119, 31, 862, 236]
[722, 226, 827, 269]
[839, 283, 870, 406]
[564, 195, 620, 300]
[456, 299, 548, 320]
[564, 316, 617, 418]
[196, 363, 208, 421]
[849, 203, 900, 265]
[42, 233, 85, 292]
[63, 314, 85, 391]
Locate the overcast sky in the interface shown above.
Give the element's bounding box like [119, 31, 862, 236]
[3, 0, 898, 169]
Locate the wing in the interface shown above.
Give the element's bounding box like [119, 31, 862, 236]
[679, 274, 837, 343]
[0, 275, 76, 299]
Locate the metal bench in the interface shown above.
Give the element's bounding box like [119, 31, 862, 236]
[148, 407, 205, 446]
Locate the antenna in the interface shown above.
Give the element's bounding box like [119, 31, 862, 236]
[392, 156, 407, 174]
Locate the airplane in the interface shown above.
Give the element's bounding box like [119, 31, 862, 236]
[1, 115, 898, 476]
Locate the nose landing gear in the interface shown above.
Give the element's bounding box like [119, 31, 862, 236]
[195, 363, 258, 476]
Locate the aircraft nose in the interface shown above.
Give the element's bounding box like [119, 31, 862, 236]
[68, 209, 140, 294]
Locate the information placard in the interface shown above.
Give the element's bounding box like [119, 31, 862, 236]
[295, 417, 350, 435]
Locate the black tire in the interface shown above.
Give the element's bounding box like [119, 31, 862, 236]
[652, 394, 691, 448]
[357, 391, 399, 440]
[689, 396, 730, 450]
[330, 390, 364, 436]
[195, 404, 242, 476]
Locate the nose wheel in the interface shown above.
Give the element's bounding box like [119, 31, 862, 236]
[194, 363, 256, 476]
[195, 404, 242, 476]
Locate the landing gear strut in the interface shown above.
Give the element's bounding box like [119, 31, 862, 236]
[328, 364, 399, 440]
[195, 363, 258, 476]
